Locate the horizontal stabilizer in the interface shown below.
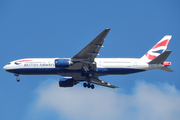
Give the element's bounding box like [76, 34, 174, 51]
[158, 67, 174, 72]
[149, 50, 172, 64]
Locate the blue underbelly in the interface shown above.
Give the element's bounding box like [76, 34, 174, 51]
[6, 67, 145, 76]
[97, 68, 145, 75]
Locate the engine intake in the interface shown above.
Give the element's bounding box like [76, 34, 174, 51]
[59, 77, 77, 87]
[55, 58, 72, 68]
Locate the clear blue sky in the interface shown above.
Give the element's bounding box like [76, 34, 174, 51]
[0, 1, 180, 120]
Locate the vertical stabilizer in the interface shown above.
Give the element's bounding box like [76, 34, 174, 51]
[141, 35, 172, 62]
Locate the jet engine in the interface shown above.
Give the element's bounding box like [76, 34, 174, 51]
[55, 58, 73, 68]
[59, 77, 77, 87]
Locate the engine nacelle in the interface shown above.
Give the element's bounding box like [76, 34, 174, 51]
[59, 77, 77, 87]
[55, 58, 72, 68]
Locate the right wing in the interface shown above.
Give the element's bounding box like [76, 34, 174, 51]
[90, 77, 119, 88]
[74, 76, 119, 89]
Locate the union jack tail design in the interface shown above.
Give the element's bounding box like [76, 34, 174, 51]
[141, 35, 172, 62]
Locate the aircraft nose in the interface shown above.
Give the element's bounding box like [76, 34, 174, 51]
[3, 65, 8, 71]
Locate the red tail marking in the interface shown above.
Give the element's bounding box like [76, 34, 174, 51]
[152, 39, 170, 49]
[145, 53, 156, 60]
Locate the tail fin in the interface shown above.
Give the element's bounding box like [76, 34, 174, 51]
[141, 35, 172, 62]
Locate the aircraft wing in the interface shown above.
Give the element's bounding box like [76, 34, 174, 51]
[69, 28, 111, 70]
[68, 28, 117, 89]
[90, 77, 119, 88]
[74, 76, 119, 88]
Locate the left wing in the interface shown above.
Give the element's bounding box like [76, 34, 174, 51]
[69, 28, 111, 70]
[67, 28, 117, 89]
[72, 28, 110, 62]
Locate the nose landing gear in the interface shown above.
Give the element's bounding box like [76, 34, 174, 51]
[17, 77, 20, 82]
[14, 73, 20, 82]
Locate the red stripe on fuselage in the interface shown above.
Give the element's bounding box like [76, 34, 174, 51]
[15, 60, 32, 63]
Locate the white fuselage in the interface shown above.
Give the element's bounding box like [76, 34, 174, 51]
[3, 58, 163, 76]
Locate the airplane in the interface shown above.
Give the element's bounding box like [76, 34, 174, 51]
[3, 28, 173, 89]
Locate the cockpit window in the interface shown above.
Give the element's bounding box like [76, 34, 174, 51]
[8, 63, 11, 65]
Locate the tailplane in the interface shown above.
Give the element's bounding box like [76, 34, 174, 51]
[158, 67, 174, 72]
[148, 50, 173, 72]
[141, 35, 172, 62]
[148, 50, 171, 64]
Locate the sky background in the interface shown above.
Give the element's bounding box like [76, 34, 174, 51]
[0, 0, 180, 120]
